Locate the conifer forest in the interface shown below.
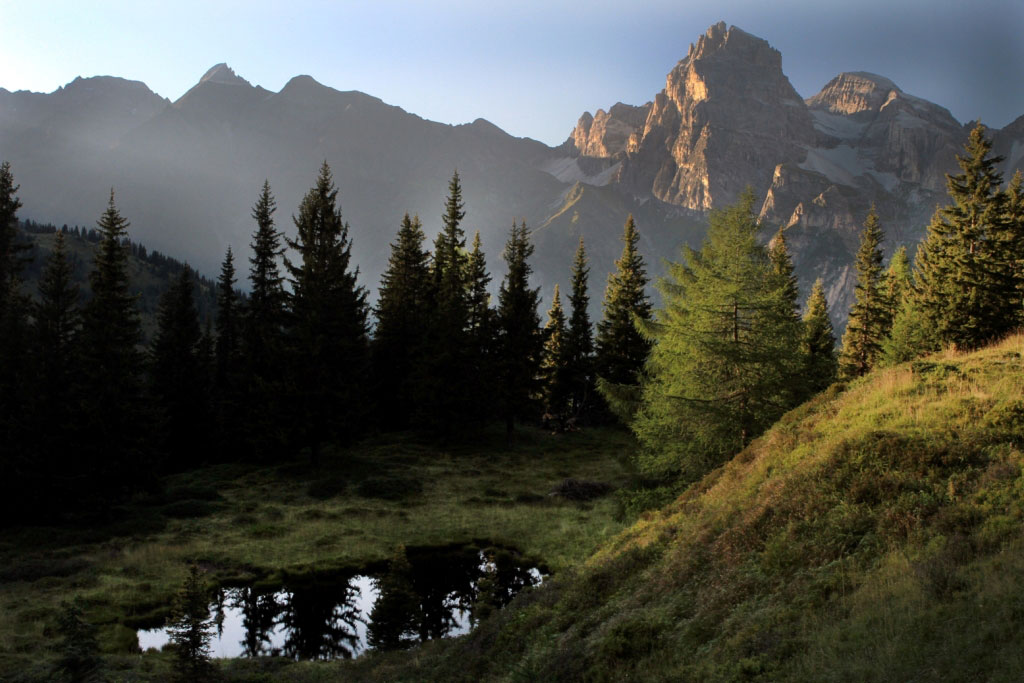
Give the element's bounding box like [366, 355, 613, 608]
[3, 118, 1024, 681]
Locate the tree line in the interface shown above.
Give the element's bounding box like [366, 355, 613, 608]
[611, 123, 1024, 501]
[0, 162, 652, 522]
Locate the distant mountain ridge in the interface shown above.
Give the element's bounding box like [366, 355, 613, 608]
[2, 22, 1021, 327]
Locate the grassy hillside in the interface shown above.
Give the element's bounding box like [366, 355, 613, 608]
[349, 335, 1024, 681]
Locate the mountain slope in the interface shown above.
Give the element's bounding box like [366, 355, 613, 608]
[348, 335, 1024, 681]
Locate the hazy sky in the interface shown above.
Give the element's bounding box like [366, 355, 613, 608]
[1, 0, 1021, 145]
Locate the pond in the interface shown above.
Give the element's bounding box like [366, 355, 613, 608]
[137, 544, 545, 660]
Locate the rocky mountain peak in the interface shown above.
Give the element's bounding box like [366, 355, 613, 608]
[806, 72, 901, 116]
[198, 63, 251, 88]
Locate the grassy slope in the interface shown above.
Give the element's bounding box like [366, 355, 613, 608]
[0, 427, 633, 681]
[349, 335, 1024, 682]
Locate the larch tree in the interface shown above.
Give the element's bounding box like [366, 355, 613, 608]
[838, 206, 888, 379]
[628, 191, 803, 483]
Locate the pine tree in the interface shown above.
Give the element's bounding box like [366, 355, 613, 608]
[285, 162, 370, 464]
[372, 213, 431, 429]
[55, 600, 100, 680]
[838, 206, 888, 379]
[214, 247, 242, 453]
[151, 267, 206, 468]
[801, 279, 837, 395]
[540, 284, 571, 427]
[1005, 170, 1024, 322]
[566, 238, 594, 421]
[497, 221, 543, 439]
[915, 124, 1018, 350]
[418, 171, 472, 435]
[595, 215, 652, 420]
[80, 191, 146, 498]
[244, 181, 287, 460]
[628, 191, 803, 482]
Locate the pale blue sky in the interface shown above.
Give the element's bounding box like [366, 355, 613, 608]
[1, 0, 1021, 145]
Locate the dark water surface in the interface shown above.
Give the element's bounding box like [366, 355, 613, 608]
[137, 544, 544, 660]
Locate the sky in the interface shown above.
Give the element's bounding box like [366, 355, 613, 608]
[1, 0, 1021, 146]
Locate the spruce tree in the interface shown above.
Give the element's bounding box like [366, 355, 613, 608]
[244, 181, 287, 460]
[214, 248, 241, 453]
[32, 232, 82, 500]
[801, 279, 837, 395]
[769, 227, 801, 322]
[465, 231, 496, 423]
[372, 213, 431, 429]
[0, 161, 28, 513]
[838, 206, 888, 379]
[566, 238, 594, 421]
[540, 284, 571, 427]
[628, 191, 803, 482]
[285, 162, 369, 464]
[418, 171, 472, 435]
[915, 124, 1018, 350]
[80, 191, 146, 498]
[595, 215, 652, 420]
[496, 221, 543, 439]
[151, 267, 206, 468]
[882, 245, 912, 324]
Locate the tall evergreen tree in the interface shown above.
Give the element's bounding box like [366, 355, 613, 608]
[465, 231, 496, 423]
[915, 124, 1018, 349]
[540, 284, 571, 425]
[285, 162, 370, 464]
[566, 238, 594, 421]
[838, 206, 888, 379]
[628, 191, 803, 482]
[244, 181, 287, 460]
[882, 245, 912, 324]
[151, 267, 206, 468]
[497, 221, 543, 439]
[595, 215, 652, 420]
[372, 213, 431, 429]
[801, 278, 837, 395]
[214, 247, 242, 453]
[0, 162, 28, 515]
[31, 232, 82, 499]
[80, 191, 146, 498]
[418, 171, 472, 435]
[769, 227, 801, 322]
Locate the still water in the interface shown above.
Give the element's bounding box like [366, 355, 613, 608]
[138, 544, 543, 660]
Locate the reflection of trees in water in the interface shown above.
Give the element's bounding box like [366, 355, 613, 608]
[197, 545, 541, 660]
[229, 587, 285, 657]
[278, 582, 364, 660]
[368, 545, 541, 650]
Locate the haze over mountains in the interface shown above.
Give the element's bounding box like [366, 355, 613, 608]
[2, 21, 1022, 325]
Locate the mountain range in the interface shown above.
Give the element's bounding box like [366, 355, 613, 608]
[2, 21, 1022, 327]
